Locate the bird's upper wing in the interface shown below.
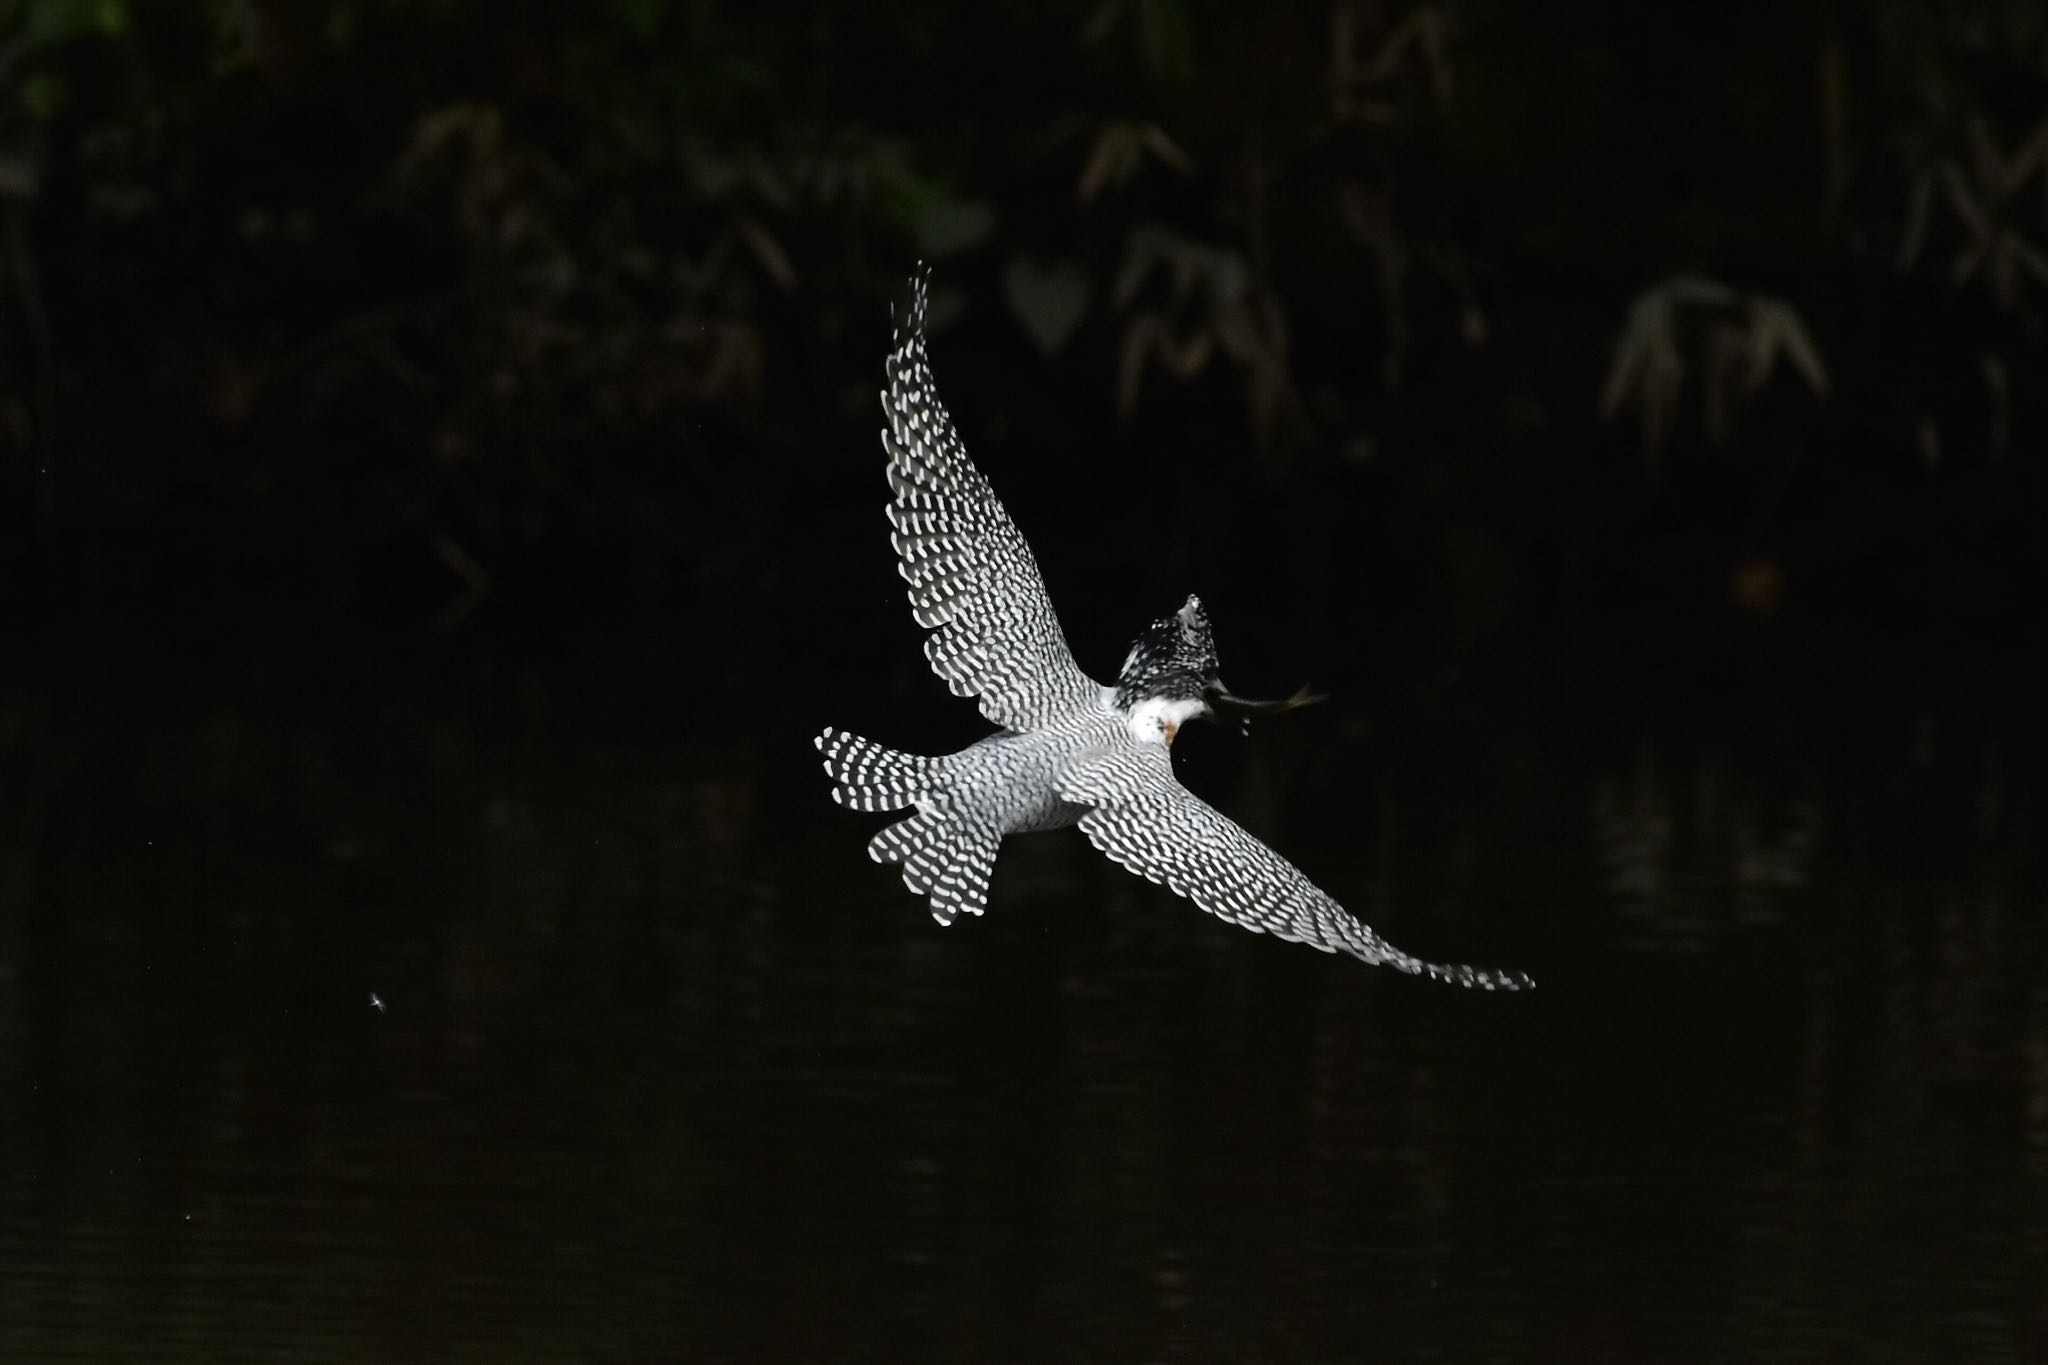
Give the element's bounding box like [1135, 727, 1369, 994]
[1058, 746, 1533, 989]
[882, 273, 1099, 732]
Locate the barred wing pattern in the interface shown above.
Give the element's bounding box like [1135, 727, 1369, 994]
[883, 275, 1099, 732]
[1059, 747, 1534, 990]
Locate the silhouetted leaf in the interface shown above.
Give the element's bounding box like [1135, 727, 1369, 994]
[1602, 277, 1826, 460]
[1002, 255, 1090, 356]
[1077, 120, 1192, 204]
[911, 197, 994, 258]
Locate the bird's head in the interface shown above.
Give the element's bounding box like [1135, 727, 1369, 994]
[1116, 597, 1218, 705]
[1116, 595, 1326, 747]
[1115, 596, 1217, 746]
[1122, 597, 1212, 703]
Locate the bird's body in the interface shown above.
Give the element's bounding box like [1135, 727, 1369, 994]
[948, 718, 1101, 836]
[817, 705, 1103, 922]
[817, 272, 1531, 991]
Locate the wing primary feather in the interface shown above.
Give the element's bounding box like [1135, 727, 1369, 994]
[878, 270, 1099, 731]
[1059, 747, 1533, 990]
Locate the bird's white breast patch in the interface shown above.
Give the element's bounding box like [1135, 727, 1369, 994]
[1126, 696, 1206, 747]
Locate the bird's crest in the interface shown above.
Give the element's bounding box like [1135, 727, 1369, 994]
[1114, 596, 1220, 709]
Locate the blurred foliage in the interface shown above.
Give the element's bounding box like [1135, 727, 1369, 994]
[1600, 276, 1829, 462]
[3, 0, 2047, 623]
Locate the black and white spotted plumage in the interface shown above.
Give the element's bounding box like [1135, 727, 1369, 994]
[816, 729, 930, 812]
[1114, 597, 1219, 709]
[818, 270, 1531, 991]
[883, 272, 1098, 733]
[1059, 747, 1533, 989]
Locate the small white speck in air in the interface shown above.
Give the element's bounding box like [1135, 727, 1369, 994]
[369, 993, 386, 1014]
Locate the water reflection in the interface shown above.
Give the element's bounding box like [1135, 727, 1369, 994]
[1592, 741, 1822, 942]
[0, 629, 2041, 1360]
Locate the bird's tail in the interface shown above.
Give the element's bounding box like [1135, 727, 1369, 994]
[816, 726, 935, 812]
[815, 726, 998, 925]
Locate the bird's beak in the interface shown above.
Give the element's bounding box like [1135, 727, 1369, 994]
[1204, 680, 1328, 733]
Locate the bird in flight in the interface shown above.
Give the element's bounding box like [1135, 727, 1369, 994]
[816, 272, 1531, 990]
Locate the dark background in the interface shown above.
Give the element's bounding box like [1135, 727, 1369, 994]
[2, 2, 2044, 1361]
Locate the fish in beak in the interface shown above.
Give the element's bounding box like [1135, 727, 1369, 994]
[1202, 679, 1328, 734]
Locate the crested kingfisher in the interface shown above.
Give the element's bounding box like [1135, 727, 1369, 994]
[816, 272, 1532, 990]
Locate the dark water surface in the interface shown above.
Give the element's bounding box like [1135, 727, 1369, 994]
[2, 616, 2043, 1363]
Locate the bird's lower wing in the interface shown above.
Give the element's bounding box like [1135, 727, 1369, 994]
[883, 272, 1098, 733]
[1057, 747, 1532, 990]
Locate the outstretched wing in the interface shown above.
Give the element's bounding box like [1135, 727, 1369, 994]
[882, 272, 1099, 732]
[1058, 747, 1533, 990]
